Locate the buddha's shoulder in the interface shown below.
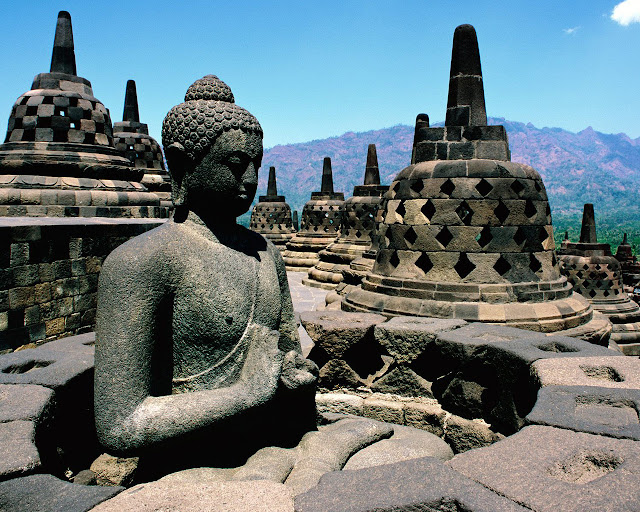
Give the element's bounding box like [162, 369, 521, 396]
[102, 221, 192, 271]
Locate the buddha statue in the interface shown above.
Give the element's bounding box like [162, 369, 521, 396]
[93, 75, 320, 475]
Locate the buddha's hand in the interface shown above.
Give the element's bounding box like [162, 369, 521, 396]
[280, 350, 318, 390]
[239, 325, 284, 405]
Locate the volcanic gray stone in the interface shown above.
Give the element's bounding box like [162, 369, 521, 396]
[444, 415, 504, 454]
[369, 365, 433, 397]
[0, 473, 122, 512]
[295, 456, 527, 512]
[526, 385, 640, 440]
[0, 384, 54, 424]
[449, 425, 640, 512]
[343, 424, 453, 470]
[91, 479, 293, 512]
[0, 421, 41, 479]
[94, 76, 319, 474]
[532, 356, 640, 389]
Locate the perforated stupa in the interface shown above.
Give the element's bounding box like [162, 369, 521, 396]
[343, 24, 610, 344]
[282, 157, 344, 271]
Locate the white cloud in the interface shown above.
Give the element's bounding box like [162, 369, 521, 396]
[563, 26, 580, 35]
[611, 0, 640, 26]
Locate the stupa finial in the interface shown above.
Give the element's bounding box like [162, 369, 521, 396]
[321, 157, 334, 194]
[579, 203, 597, 244]
[267, 166, 278, 197]
[50, 11, 76, 75]
[445, 24, 487, 127]
[364, 144, 380, 185]
[123, 80, 140, 123]
[623, 233, 628, 245]
[411, 114, 429, 164]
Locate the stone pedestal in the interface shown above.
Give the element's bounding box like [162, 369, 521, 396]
[343, 24, 609, 345]
[249, 166, 295, 251]
[305, 145, 388, 290]
[283, 157, 344, 271]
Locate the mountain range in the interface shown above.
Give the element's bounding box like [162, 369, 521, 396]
[252, 118, 640, 235]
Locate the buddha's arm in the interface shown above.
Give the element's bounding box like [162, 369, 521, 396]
[94, 246, 283, 456]
[272, 244, 300, 353]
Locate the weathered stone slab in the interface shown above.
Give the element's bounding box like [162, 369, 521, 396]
[532, 356, 640, 389]
[0, 383, 53, 423]
[295, 456, 527, 512]
[343, 424, 453, 470]
[91, 479, 292, 512]
[449, 425, 640, 512]
[0, 421, 40, 480]
[526, 385, 640, 440]
[444, 415, 503, 454]
[373, 317, 467, 364]
[0, 474, 123, 512]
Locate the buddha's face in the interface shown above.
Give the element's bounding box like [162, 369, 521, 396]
[186, 129, 263, 218]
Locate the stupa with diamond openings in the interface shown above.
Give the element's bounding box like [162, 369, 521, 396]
[559, 204, 640, 354]
[282, 157, 344, 271]
[343, 24, 611, 344]
[305, 144, 388, 289]
[249, 166, 295, 251]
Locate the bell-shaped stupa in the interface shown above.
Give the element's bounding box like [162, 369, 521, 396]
[614, 233, 640, 287]
[0, 11, 165, 218]
[113, 80, 171, 205]
[305, 144, 388, 289]
[559, 204, 640, 354]
[343, 24, 610, 344]
[249, 166, 295, 250]
[282, 157, 344, 271]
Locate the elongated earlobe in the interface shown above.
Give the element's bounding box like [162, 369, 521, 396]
[166, 142, 189, 207]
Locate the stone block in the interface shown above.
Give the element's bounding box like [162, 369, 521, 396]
[374, 317, 466, 364]
[295, 456, 527, 512]
[0, 421, 41, 479]
[343, 424, 453, 470]
[370, 366, 433, 397]
[449, 425, 640, 512]
[315, 393, 365, 416]
[444, 414, 503, 454]
[362, 398, 404, 424]
[90, 479, 291, 512]
[526, 385, 640, 440]
[532, 356, 640, 389]
[0, 474, 123, 512]
[403, 401, 447, 437]
[90, 453, 140, 487]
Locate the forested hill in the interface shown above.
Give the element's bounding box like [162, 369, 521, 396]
[254, 118, 640, 234]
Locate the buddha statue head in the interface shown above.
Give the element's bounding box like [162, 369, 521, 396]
[161, 75, 263, 221]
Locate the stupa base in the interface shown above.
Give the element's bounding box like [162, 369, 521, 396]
[343, 283, 612, 345]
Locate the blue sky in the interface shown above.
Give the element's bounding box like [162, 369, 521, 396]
[1, 1, 639, 148]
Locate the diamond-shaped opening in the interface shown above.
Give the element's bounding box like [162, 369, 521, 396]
[588, 289, 597, 298]
[455, 201, 473, 226]
[389, 252, 400, 268]
[411, 180, 424, 194]
[529, 254, 542, 273]
[603, 290, 610, 297]
[494, 255, 512, 276]
[475, 178, 493, 197]
[546, 204, 551, 218]
[511, 179, 526, 196]
[435, 226, 454, 248]
[476, 226, 493, 248]
[588, 272, 598, 280]
[440, 179, 455, 197]
[494, 201, 510, 223]
[415, 252, 433, 274]
[307, 344, 331, 370]
[343, 338, 387, 380]
[514, 227, 526, 245]
[395, 201, 406, 219]
[525, 199, 537, 218]
[355, 230, 363, 238]
[421, 200, 436, 221]
[583, 264, 589, 271]
[404, 226, 418, 245]
[454, 252, 476, 279]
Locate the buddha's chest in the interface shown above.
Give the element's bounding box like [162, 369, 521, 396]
[169, 246, 281, 387]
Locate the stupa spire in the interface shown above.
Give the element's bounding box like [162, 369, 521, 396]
[122, 80, 140, 123]
[411, 113, 429, 164]
[363, 144, 380, 185]
[50, 11, 76, 75]
[321, 157, 335, 193]
[579, 203, 597, 244]
[266, 166, 278, 197]
[445, 24, 487, 127]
